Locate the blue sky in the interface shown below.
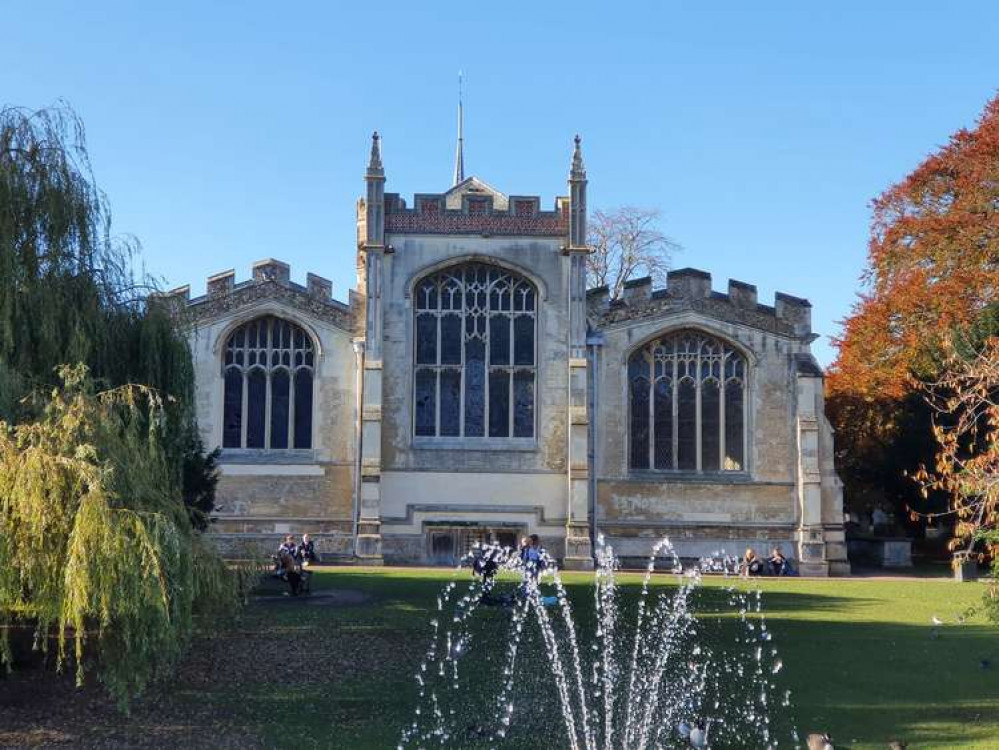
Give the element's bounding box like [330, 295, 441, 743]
[3, 1, 998, 365]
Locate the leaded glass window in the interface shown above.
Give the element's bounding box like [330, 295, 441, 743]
[221, 316, 315, 449]
[628, 331, 746, 472]
[414, 263, 536, 438]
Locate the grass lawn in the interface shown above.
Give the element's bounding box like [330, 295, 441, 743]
[1, 567, 997, 749]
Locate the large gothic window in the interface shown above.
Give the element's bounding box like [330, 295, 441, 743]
[629, 331, 746, 472]
[222, 316, 315, 449]
[414, 263, 537, 438]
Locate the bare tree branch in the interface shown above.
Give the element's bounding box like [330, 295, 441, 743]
[586, 207, 679, 300]
[917, 338, 999, 557]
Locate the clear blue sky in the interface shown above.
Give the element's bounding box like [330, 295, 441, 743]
[4, 1, 998, 366]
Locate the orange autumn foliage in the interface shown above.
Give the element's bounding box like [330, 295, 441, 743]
[829, 94, 999, 400]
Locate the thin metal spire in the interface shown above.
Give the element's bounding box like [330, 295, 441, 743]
[452, 71, 465, 186]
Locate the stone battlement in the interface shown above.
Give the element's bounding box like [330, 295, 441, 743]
[159, 259, 337, 304]
[588, 267, 812, 337]
[381, 193, 568, 237]
[156, 259, 352, 330]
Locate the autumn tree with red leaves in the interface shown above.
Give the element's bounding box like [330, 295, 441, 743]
[828, 94, 999, 536]
[831, 95, 999, 400]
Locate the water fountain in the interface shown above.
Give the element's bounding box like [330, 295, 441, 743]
[399, 536, 801, 749]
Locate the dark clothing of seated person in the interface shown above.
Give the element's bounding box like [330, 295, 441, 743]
[274, 537, 298, 576]
[740, 548, 765, 578]
[517, 534, 547, 599]
[277, 551, 303, 595]
[471, 545, 504, 584]
[768, 549, 791, 576]
[298, 538, 319, 565]
[520, 539, 544, 576]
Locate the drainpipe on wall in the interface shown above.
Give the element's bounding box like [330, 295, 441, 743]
[351, 338, 366, 557]
[586, 331, 604, 550]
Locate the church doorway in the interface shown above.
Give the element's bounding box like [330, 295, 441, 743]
[424, 524, 523, 566]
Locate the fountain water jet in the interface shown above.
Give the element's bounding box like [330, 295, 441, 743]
[399, 536, 801, 749]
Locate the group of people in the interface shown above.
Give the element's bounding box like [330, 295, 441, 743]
[274, 533, 320, 596]
[472, 535, 797, 585]
[471, 533, 548, 605]
[740, 546, 796, 578]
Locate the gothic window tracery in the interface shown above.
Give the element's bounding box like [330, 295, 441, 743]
[628, 330, 746, 472]
[221, 316, 315, 449]
[414, 263, 536, 439]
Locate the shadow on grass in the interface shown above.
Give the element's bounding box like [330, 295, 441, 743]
[303, 570, 999, 749]
[2, 568, 996, 749]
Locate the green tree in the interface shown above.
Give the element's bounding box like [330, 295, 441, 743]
[0, 367, 245, 705]
[0, 105, 239, 705]
[0, 104, 214, 530]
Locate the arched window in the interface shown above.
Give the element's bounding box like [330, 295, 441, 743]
[628, 330, 746, 472]
[221, 316, 315, 449]
[413, 263, 537, 438]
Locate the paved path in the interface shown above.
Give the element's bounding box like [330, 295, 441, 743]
[252, 587, 373, 606]
[323, 561, 973, 583]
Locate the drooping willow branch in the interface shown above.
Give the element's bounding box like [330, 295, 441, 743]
[0, 366, 251, 708]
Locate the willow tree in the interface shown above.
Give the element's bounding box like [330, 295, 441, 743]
[0, 105, 237, 704]
[0, 367, 244, 705]
[0, 104, 216, 526]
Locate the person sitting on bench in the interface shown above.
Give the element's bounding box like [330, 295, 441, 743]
[296, 533, 318, 593]
[298, 533, 319, 564]
[273, 535, 298, 577]
[278, 534, 297, 559]
[277, 550, 303, 596]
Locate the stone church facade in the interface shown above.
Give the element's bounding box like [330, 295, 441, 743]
[162, 133, 849, 575]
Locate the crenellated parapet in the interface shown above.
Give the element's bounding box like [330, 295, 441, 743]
[588, 267, 813, 339]
[163, 258, 354, 331]
[379, 178, 569, 238]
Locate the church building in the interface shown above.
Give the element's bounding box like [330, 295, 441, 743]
[162, 119, 848, 576]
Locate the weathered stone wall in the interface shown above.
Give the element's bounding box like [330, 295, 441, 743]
[175, 261, 358, 555]
[213, 465, 354, 523]
[594, 313, 806, 486]
[166, 144, 848, 571]
[589, 271, 841, 564]
[377, 234, 571, 559]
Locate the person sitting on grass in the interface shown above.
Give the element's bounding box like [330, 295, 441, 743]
[518, 534, 546, 598]
[767, 547, 788, 576]
[768, 546, 790, 576]
[740, 547, 765, 578]
[472, 541, 512, 606]
[471, 543, 501, 586]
